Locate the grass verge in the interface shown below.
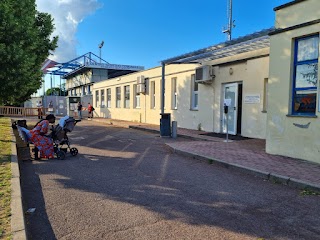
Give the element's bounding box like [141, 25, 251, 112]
[0, 117, 12, 240]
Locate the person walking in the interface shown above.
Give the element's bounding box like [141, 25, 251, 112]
[77, 102, 83, 119]
[87, 103, 94, 120]
[37, 101, 43, 119]
[48, 101, 54, 114]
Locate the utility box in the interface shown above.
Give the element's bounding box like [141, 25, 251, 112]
[160, 113, 171, 137]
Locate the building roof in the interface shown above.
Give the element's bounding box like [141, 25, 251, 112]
[161, 28, 274, 65]
[46, 52, 144, 78]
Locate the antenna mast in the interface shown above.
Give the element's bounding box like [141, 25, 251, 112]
[222, 0, 235, 41]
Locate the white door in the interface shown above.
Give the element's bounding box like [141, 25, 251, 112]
[223, 83, 238, 135]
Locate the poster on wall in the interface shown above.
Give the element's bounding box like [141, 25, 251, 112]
[244, 94, 260, 104]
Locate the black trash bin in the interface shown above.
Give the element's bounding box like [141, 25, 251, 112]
[160, 113, 171, 137]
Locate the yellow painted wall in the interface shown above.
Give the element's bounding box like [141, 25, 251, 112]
[93, 47, 270, 138]
[275, 0, 320, 29]
[267, 0, 320, 163]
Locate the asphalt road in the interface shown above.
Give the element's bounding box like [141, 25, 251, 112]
[20, 120, 320, 240]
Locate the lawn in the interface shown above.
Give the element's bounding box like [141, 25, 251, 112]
[0, 117, 12, 240]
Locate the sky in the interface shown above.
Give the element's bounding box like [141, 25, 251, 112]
[35, 0, 292, 93]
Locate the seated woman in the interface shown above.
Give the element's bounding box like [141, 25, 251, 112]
[27, 114, 56, 159]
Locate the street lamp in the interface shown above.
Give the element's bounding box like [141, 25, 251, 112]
[98, 40, 104, 63]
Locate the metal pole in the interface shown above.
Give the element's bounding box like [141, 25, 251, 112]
[43, 75, 45, 97]
[50, 74, 53, 95]
[161, 62, 165, 115]
[228, 0, 232, 41]
[226, 112, 229, 142]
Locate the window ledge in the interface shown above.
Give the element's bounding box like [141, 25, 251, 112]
[190, 108, 198, 111]
[261, 110, 267, 113]
[286, 114, 317, 118]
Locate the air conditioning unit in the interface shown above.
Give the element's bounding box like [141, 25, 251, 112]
[137, 75, 145, 84]
[195, 65, 214, 84]
[136, 83, 146, 94]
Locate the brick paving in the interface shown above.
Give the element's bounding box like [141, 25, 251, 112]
[100, 119, 320, 191]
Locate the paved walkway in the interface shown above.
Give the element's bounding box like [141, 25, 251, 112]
[92, 118, 320, 192]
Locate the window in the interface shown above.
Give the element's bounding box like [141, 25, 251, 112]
[171, 77, 177, 109]
[292, 35, 318, 115]
[134, 84, 141, 108]
[191, 74, 198, 109]
[82, 86, 86, 96]
[116, 87, 121, 108]
[95, 90, 99, 108]
[151, 81, 155, 109]
[107, 88, 111, 108]
[124, 85, 130, 108]
[101, 89, 105, 108]
[87, 85, 91, 95]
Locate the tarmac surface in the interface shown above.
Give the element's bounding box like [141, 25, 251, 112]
[17, 118, 320, 240]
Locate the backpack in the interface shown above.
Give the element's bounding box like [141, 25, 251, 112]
[92, 107, 95, 111]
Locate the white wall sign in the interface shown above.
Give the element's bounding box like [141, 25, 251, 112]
[224, 99, 232, 106]
[244, 94, 260, 104]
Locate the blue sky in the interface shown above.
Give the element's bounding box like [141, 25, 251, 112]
[35, 0, 291, 92]
[37, 0, 291, 69]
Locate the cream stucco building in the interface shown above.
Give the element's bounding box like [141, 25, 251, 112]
[267, 0, 320, 164]
[93, 29, 272, 139]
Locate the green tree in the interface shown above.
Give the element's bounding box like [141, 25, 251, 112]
[0, 0, 58, 105]
[46, 87, 67, 96]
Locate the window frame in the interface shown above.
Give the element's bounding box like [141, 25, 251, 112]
[150, 81, 156, 109]
[116, 87, 121, 108]
[134, 84, 141, 109]
[95, 90, 99, 108]
[291, 35, 319, 116]
[171, 77, 178, 110]
[191, 74, 199, 110]
[124, 85, 130, 108]
[100, 89, 105, 108]
[107, 88, 111, 108]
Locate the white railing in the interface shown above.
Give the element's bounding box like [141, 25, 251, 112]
[0, 106, 48, 117]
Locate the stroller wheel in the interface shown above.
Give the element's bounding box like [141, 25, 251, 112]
[70, 147, 78, 156]
[56, 150, 66, 160]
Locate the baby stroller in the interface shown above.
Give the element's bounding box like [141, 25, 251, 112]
[50, 116, 81, 160]
[14, 116, 80, 160]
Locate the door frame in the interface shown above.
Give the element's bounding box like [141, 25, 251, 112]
[222, 82, 239, 135]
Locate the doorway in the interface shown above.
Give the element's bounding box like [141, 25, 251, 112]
[222, 82, 243, 135]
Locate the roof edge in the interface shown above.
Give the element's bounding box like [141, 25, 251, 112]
[274, 0, 307, 11]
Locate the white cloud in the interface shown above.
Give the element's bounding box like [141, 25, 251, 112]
[36, 0, 102, 63]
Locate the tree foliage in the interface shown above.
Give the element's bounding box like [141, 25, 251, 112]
[0, 0, 58, 105]
[46, 87, 67, 96]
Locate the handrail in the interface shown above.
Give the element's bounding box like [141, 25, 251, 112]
[0, 106, 49, 117]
